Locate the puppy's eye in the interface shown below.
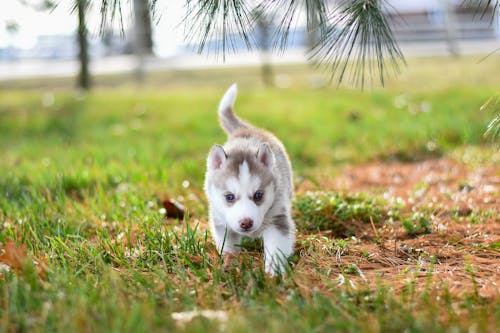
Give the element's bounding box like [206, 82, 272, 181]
[253, 191, 264, 202]
[225, 193, 235, 202]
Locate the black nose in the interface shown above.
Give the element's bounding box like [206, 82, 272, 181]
[239, 218, 253, 230]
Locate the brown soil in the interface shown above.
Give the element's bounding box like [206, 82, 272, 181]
[295, 157, 499, 300]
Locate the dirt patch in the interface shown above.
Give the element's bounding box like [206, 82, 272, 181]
[319, 157, 498, 213]
[294, 157, 499, 300]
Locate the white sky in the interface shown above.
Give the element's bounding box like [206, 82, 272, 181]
[0, 0, 185, 56]
[1, 1, 463, 56]
[1, 1, 76, 48]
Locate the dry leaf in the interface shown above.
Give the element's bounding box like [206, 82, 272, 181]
[36, 255, 49, 281]
[120, 225, 140, 247]
[161, 197, 185, 219]
[0, 239, 49, 281]
[0, 239, 28, 273]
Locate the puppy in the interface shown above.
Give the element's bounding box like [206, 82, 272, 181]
[204, 84, 295, 275]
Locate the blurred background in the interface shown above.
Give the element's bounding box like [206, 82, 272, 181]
[1, 0, 499, 87]
[1, 3, 499, 332]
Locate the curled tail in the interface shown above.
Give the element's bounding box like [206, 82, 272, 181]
[218, 83, 250, 135]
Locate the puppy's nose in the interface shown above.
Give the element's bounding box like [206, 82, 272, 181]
[239, 218, 253, 231]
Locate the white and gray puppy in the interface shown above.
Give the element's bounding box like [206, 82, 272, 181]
[204, 84, 295, 275]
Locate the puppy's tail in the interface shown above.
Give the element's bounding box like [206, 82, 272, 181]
[218, 83, 250, 135]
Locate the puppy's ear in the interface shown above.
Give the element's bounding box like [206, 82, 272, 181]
[257, 143, 274, 169]
[208, 145, 227, 170]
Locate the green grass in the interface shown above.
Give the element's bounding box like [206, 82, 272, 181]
[0, 56, 499, 332]
[294, 191, 393, 234]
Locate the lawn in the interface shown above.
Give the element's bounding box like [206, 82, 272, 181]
[0, 55, 499, 332]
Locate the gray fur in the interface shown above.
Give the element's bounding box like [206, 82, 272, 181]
[205, 84, 296, 275]
[272, 214, 290, 235]
[211, 149, 274, 191]
[219, 105, 249, 134]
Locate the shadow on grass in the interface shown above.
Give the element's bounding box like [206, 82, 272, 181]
[376, 146, 443, 163]
[0, 96, 85, 144]
[0, 175, 98, 212]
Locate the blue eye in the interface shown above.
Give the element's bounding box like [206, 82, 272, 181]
[253, 191, 264, 201]
[225, 193, 235, 202]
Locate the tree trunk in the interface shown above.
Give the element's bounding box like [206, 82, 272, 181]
[439, 0, 460, 57]
[255, 12, 274, 87]
[141, 0, 153, 54]
[133, 0, 154, 82]
[133, 0, 154, 54]
[77, 0, 90, 90]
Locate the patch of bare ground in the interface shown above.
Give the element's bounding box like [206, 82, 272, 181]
[326, 157, 498, 213]
[295, 157, 499, 300]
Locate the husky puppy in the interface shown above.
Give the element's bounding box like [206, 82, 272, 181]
[204, 84, 296, 275]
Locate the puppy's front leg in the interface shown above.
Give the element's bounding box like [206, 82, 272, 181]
[263, 226, 294, 276]
[213, 224, 242, 255]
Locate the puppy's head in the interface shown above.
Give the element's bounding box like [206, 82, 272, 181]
[206, 143, 275, 235]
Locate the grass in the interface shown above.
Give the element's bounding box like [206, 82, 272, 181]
[294, 191, 393, 234]
[0, 55, 499, 332]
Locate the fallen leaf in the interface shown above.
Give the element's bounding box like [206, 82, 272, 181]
[120, 225, 140, 247]
[186, 253, 204, 267]
[161, 197, 185, 219]
[0, 239, 28, 272]
[36, 255, 49, 281]
[0, 239, 49, 281]
[457, 205, 472, 217]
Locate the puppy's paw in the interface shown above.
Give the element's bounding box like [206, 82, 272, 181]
[264, 257, 288, 277]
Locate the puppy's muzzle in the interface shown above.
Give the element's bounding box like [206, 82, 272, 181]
[239, 218, 254, 231]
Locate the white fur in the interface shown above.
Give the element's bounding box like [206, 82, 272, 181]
[205, 84, 296, 276]
[263, 227, 293, 275]
[218, 83, 237, 116]
[217, 162, 275, 236]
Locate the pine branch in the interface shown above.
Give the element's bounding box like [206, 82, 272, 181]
[483, 95, 500, 141]
[256, 0, 328, 51]
[462, 0, 499, 24]
[98, 0, 125, 35]
[183, 0, 255, 60]
[309, 0, 405, 87]
[91, 0, 498, 88]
